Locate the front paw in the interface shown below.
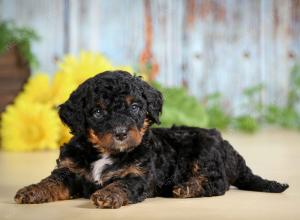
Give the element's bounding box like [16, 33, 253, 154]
[91, 188, 127, 209]
[15, 184, 50, 204]
[173, 185, 191, 198]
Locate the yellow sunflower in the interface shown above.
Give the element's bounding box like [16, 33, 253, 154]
[58, 51, 113, 86]
[1, 100, 60, 151]
[58, 51, 135, 87]
[48, 71, 77, 106]
[58, 122, 73, 146]
[14, 72, 52, 106]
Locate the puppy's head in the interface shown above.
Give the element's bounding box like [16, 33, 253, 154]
[59, 71, 162, 154]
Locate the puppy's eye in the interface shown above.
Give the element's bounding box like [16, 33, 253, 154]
[93, 109, 102, 119]
[130, 103, 140, 113]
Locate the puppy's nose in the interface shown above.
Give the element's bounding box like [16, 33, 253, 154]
[113, 127, 128, 141]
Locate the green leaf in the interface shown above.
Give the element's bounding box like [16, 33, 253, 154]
[233, 115, 259, 133]
[152, 83, 208, 128]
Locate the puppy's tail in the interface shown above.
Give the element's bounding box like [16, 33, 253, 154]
[233, 170, 289, 193]
[232, 158, 289, 193]
[231, 153, 289, 193]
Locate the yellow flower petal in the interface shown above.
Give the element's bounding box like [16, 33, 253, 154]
[49, 71, 77, 106]
[1, 101, 60, 151]
[57, 51, 140, 87]
[14, 72, 51, 106]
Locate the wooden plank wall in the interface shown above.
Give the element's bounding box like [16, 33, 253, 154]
[0, 0, 299, 113]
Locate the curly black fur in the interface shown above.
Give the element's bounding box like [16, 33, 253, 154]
[15, 71, 288, 208]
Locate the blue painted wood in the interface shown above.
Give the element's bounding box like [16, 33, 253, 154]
[67, 0, 145, 68]
[0, 0, 299, 112]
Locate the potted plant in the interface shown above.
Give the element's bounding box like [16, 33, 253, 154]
[0, 21, 39, 112]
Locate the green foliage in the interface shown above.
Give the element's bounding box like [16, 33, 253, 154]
[152, 83, 208, 127]
[204, 86, 261, 133]
[205, 93, 231, 130]
[232, 116, 259, 133]
[232, 84, 264, 133]
[262, 64, 300, 130]
[264, 105, 300, 129]
[0, 21, 39, 67]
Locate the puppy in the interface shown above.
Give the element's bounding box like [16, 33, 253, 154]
[15, 71, 288, 208]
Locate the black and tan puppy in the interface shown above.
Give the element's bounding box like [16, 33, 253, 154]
[15, 71, 288, 208]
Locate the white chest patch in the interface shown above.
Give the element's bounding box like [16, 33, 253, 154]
[91, 155, 113, 184]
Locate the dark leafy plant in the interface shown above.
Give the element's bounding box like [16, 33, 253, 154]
[0, 21, 39, 67]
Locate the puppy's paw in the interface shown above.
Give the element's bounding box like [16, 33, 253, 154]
[172, 185, 191, 198]
[91, 189, 124, 209]
[15, 184, 51, 204]
[91, 186, 128, 209]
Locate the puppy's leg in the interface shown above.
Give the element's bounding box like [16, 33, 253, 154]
[91, 176, 148, 208]
[173, 176, 207, 198]
[15, 168, 81, 204]
[173, 157, 229, 198]
[172, 160, 205, 198]
[200, 155, 230, 197]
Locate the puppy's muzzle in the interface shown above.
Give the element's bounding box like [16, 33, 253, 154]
[113, 126, 128, 141]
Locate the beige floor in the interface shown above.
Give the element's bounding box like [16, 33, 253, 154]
[0, 128, 299, 220]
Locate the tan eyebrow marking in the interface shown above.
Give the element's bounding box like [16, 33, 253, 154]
[125, 96, 134, 105]
[96, 101, 106, 109]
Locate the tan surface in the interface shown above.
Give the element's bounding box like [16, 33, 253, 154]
[0, 128, 299, 220]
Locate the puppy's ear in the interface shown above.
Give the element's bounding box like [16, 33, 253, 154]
[58, 84, 87, 135]
[142, 82, 163, 124]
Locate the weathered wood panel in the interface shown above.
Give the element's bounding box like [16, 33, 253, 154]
[150, 0, 184, 86]
[260, 0, 293, 106]
[182, 0, 263, 113]
[67, 0, 145, 68]
[0, 0, 299, 112]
